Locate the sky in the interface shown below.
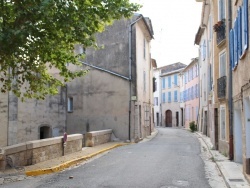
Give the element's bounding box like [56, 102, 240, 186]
[130, 0, 202, 68]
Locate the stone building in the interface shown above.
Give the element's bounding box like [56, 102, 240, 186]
[66, 14, 155, 141]
[0, 90, 66, 147]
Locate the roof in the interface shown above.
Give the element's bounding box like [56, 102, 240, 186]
[159, 62, 187, 75]
[181, 58, 199, 72]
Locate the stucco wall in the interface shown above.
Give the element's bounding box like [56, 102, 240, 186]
[66, 18, 131, 140]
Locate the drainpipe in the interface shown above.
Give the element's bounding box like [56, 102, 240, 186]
[228, 0, 234, 161]
[128, 15, 143, 141]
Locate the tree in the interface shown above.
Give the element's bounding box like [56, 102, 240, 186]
[0, 0, 140, 100]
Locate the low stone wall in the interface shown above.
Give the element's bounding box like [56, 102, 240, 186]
[0, 134, 83, 170]
[85, 129, 112, 147]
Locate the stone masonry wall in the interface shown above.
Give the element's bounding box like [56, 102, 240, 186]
[0, 134, 83, 170]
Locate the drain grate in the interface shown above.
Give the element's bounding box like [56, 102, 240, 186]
[228, 178, 244, 182]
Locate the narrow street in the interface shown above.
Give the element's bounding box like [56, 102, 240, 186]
[2, 128, 226, 188]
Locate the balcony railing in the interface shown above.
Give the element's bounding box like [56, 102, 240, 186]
[214, 20, 226, 45]
[217, 76, 226, 99]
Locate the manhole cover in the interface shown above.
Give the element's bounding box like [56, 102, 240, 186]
[229, 179, 244, 182]
[172, 180, 189, 187]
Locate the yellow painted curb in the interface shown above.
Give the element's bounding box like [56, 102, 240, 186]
[25, 143, 128, 176]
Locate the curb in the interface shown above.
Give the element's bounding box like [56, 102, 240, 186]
[195, 132, 230, 188]
[25, 143, 128, 177]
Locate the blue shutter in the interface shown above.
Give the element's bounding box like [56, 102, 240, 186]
[238, 7, 242, 58]
[229, 29, 235, 70]
[168, 76, 171, 88]
[174, 91, 177, 102]
[162, 78, 165, 89]
[174, 74, 178, 85]
[244, 0, 249, 51]
[234, 18, 238, 66]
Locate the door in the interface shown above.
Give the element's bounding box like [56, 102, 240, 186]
[165, 110, 172, 127]
[156, 113, 159, 127]
[214, 108, 219, 150]
[176, 112, 179, 127]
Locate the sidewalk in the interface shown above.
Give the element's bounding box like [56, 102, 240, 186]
[196, 132, 250, 188]
[0, 129, 158, 185]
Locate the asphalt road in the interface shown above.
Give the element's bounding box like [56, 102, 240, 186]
[2, 128, 211, 188]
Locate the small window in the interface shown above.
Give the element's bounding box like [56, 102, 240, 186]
[68, 97, 73, 112]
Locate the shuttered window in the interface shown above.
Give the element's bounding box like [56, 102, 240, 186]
[219, 51, 226, 77]
[242, 0, 249, 53]
[174, 90, 178, 102]
[168, 76, 171, 88]
[162, 77, 166, 89]
[168, 92, 171, 103]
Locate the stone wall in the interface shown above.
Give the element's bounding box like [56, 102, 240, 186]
[85, 129, 112, 147]
[0, 134, 83, 170]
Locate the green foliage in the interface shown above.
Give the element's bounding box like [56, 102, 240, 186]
[189, 121, 197, 132]
[0, 0, 140, 100]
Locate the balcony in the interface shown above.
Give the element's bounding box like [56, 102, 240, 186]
[217, 76, 226, 99]
[214, 20, 226, 45]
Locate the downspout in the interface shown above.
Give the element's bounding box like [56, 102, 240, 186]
[128, 15, 143, 141]
[228, 0, 234, 161]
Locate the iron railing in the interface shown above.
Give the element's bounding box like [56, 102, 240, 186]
[214, 20, 226, 45]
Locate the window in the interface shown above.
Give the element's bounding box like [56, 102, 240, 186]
[162, 93, 166, 103]
[220, 106, 226, 140]
[219, 51, 226, 77]
[162, 77, 166, 89]
[218, 0, 226, 21]
[143, 71, 146, 92]
[168, 76, 171, 88]
[168, 91, 171, 103]
[154, 97, 158, 106]
[230, 0, 248, 70]
[174, 74, 178, 86]
[174, 90, 178, 102]
[67, 97, 73, 112]
[153, 78, 157, 92]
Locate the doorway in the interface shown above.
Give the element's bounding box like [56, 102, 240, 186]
[181, 108, 184, 126]
[234, 109, 243, 163]
[214, 108, 219, 150]
[176, 112, 179, 127]
[156, 112, 159, 127]
[165, 110, 172, 127]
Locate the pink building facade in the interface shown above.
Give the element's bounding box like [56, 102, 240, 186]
[181, 58, 199, 129]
